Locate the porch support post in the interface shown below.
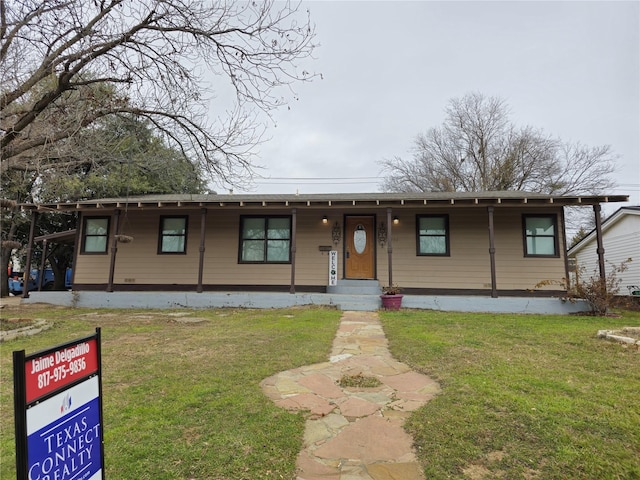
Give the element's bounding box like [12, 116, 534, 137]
[487, 206, 498, 298]
[106, 209, 121, 293]
[593, 204, 606, 283]
[21, 211, 39, 299]
[560, 208, 571, 291]
[386, 208, 394, 287]
[197, 208, 207, 293]
[37, 239, 48, 291]
[71, 212, 81, 287]
[290, 208, 297, 294]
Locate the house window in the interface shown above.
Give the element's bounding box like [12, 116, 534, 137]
[82, 217, 110, 254]
[417, 215, 449, 256]
[523, 215, 558, 256]
[159, 216, 188, 254]
[240, 216, 291, 263]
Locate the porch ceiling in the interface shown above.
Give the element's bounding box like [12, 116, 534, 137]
[19, 191, 629, 212]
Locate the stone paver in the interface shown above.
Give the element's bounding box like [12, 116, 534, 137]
[260, 311, 440, 479]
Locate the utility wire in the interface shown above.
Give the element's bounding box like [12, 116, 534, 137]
[255, 176, 382, 185]
[255, 181, 379, 185]
[262, 176, 382, 180]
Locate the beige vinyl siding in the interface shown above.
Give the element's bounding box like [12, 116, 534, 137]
[77, 212, 203, 285]
[202, 210, 290, 285]
[389, 208, 490, 289]
[291, 213, 339, 285]
[74, 252, 112, 284]
[110, 210, 198, 285]
[74, 211, 195, 285]
[378, 207, 566, 291]
[74, 205, 567, 291]
[201, 210, 343, 286]
[75, 209, 338, 286]
[493, 209, 565, 290]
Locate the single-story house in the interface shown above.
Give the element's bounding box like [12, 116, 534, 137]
[568, 206, 640, 295]
[18, 191, 629, 313]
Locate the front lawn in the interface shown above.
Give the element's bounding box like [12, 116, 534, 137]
[380, 309, 640, 479]
[0, 306, 341, 479]
[2, 305, 638, 479]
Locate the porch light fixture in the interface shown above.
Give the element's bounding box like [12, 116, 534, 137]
[332, 222, 341, 245]
[378, 222, 387, 247]
[322, 215, 328, 224]
[393, 216, 400, 225]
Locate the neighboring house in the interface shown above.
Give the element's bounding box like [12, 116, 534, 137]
[18, 191, 628, 312]
[568, 206, 640, 295]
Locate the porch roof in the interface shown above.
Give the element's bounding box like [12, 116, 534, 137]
[33, 229, 77, 243]
[20, 191, 629, 212]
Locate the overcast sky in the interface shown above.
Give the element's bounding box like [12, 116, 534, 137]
[224, 1, 639, 212]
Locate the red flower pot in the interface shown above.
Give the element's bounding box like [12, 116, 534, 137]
[380, 294, 403, 310]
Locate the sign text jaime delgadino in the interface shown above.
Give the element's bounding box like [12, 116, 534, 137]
[26, 338, 98, 403]
[14, 329, 105, 480]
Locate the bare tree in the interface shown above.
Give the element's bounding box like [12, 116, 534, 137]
[380, 92, 617, 196]
[0, 0, 316, 188]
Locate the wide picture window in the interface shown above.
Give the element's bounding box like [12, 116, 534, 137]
[240, 216, 291, 263]
[159, 216, 188, 254]
[82, 217, 110, 253]
[523, 215, 558, 256]
[417, 215, 449, 256]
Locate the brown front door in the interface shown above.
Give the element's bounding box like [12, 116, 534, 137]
[345, 216, 375, 279]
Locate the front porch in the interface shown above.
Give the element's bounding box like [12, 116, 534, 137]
[20, 290, 589, 315]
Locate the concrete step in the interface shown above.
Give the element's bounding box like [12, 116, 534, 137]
[327, 280, 381, 296]
[336, 302, 380, 311]
[324, 292, 381, 311]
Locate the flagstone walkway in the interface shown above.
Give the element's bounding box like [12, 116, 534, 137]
[260, 311, 441, 480]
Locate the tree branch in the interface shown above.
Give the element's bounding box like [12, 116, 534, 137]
[1, 0, 316, 188]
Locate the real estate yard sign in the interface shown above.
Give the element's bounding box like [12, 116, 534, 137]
[13, 329, 105, 480]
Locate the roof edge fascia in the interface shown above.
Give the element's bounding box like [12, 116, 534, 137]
[16, 192, 631, 213]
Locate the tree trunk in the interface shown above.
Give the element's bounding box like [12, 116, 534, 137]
[0, 248, 11, 298]
[0, 219, 19, 298]
[47, 246, 70, 290]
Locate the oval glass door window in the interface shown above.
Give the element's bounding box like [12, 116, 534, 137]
[354, 224, 367, 254]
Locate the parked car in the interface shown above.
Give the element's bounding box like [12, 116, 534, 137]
[7, 268, 72, 295]
[65, 268, 73, 289]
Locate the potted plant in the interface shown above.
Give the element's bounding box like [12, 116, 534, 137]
[380, 284, 403, 310]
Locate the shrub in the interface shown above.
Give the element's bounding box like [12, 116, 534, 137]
[573, 258, 631, 315]
[535, 258, 632, 315]
[381, 284, 402, 295]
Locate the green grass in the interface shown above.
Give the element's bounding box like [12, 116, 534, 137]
[380, 309, 640, 480]
[3, 305, 639, 479]
[338, 372, 383, 388]
[0, 306, 341, 479]
[0, 317, 37, 331]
